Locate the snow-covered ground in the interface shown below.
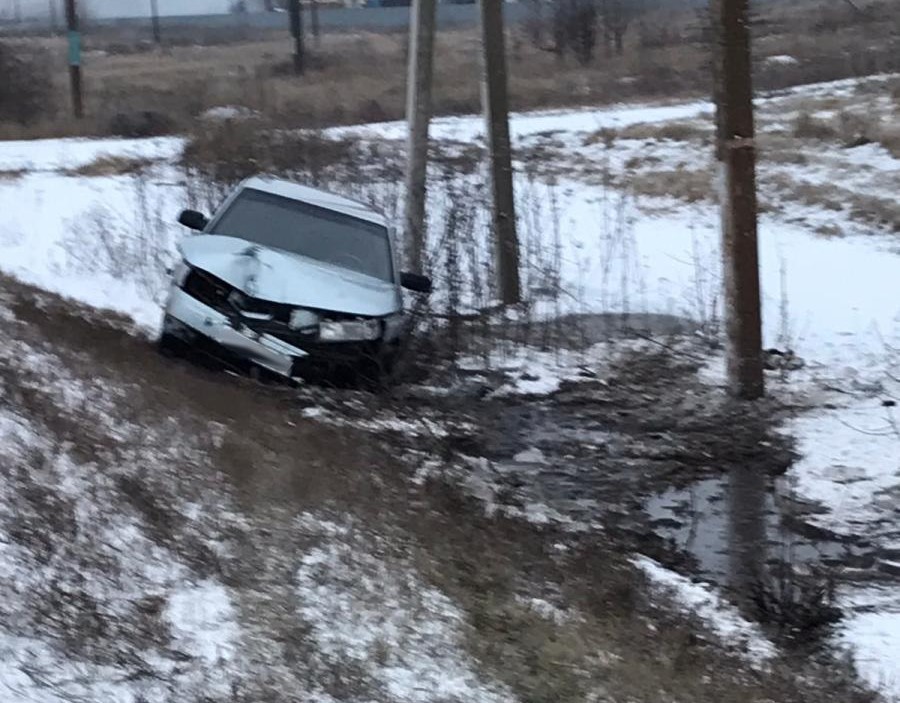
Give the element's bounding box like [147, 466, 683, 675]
[0, 337, 244, 701]
[1, 73, 899, 699]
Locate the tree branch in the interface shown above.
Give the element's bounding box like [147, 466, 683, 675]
[840, 0, 867, 15]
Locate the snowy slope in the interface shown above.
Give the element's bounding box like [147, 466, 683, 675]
[1, 73, 899, 699]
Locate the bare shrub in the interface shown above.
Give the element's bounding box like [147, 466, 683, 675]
[601, 0, 639, 56]
[180, 121, 364, 203]
[59, 170, 179, 303]
[106, 110, 179, 138]
[879, 122, 900, 157]
[0, 168, 27, 182]
[793, 112, 838, 140]
[629, 169, 714, 204]
[617, 120, 711, 142]
[0, 42, 56, 125]
[750, 565, 842, 651]
[552, 0, 600, 65]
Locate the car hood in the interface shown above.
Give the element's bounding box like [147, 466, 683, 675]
[180, 235, 400, 317]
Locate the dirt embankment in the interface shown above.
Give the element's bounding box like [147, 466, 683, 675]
[0, 274, 879, 703]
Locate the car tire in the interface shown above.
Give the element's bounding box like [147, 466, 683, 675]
[157, 331, 184, 358]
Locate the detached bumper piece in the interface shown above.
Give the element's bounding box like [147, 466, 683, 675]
[164, 287, 303, 378]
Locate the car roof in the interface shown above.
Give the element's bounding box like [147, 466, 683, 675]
[240, 176, 388, 228]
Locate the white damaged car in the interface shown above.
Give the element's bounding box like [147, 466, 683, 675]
[160, 176, 431, 381]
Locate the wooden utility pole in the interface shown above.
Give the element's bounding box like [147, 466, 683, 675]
[310, 0, 321, 49]
[65, 0, 83, 119]
[713, 0, 763, 399]
[49, 0, 59, 34]
[479, 0, 521, 305]
[150, 0, 161, 46]
[403, 0, 437, 274]
[288, 0, 304, 75]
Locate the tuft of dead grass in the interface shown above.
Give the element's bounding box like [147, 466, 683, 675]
[0, 168, 27, 182]
[61, 154, 158, 178]
[792, 107, 900, 156]
[793, 112, 839, 140]
[629, 168, 715, 204]
[764, 172, 900, 232]
[617, 120, 713, 143]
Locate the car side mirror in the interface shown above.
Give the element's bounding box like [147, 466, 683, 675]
[178, 209, 209, 231]
[400, 272, 432, 294]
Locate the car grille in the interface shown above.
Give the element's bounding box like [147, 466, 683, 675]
[182, 269, 235, 316]
[181, 266, 382, 352]
[182, 269, 297, 322]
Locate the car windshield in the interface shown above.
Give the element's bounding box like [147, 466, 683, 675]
[211, 188, 394, 283]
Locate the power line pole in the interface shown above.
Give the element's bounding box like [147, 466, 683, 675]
[403, 0, 437, 274]
[713, 0, 763, 399]
[288, 0, 304, 75]
[479, 0, 521, 305]
[49, 0, 59, 34]
[150, 0, 162, 46]
[310, 0, 321, 49]
[65, 0, 84, 119]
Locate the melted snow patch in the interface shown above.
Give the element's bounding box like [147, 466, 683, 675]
[765, 54, 800, 66]
[634, 556, 776, 666]
[295, 515, 512, 703]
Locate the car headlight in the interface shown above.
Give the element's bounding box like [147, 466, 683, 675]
[318, 319, 382, 342]
[289, 309, 320, 331]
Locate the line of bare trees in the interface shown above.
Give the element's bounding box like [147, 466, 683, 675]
[527, 0, 646, 65]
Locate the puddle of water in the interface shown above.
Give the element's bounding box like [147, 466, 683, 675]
[644, 472, 879, 587]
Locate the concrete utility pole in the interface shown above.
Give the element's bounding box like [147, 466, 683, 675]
[288, 0, 304, 74]
[403, 0, 437, 274]
[479, 0, 521, 305]
[713, 0, 763, 399]
[150, 0, 161, 45]
[65, 0, 83, 119]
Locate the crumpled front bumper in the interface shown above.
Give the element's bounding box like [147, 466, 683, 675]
[163, 286, 308, 377]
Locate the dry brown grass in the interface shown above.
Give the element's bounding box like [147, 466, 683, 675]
[61, 154, 158, 178]
[0, 0, 896, 140]
[764, 172, 900, 232]
[0, 168, 27, 182]
[616, 120, 714, 143]
[630, 168, 715, 204]
[791, 107, 900, 156]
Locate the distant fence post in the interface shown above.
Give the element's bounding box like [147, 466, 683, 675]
[150, 0, 162, 45]
[65, 0, 83, 119]
[288, 0, 305, 75]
